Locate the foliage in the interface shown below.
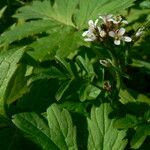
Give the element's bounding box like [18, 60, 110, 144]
[0, 0, 150, 150]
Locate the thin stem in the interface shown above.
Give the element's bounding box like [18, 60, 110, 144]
[106, 48, 122, 90]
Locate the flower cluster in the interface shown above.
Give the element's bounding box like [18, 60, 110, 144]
[82, 14, 132, 45]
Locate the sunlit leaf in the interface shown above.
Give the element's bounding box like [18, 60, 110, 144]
[87, 103, 127, 150]
[47, 104, 78, 150]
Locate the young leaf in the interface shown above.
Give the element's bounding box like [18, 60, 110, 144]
[79, 84, 101, 102]
[5, 64, 28, 104]
[87, 103, 127, 150]
[0, 6, 7, 19]
[47, 104, 78, 150]
[12, 112, 59, 150]
[0, 47, 25, 115]
[55, 79, 73, 101]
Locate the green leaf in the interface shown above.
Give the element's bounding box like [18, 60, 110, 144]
[0, 6, 7, 19]
[12, 112, 59, 150]
[79, 84, 101, 102]
[130, 59, 150, 71]
[51, 0, 78, 26]
[76, 55, 95, 77]
[114, 114, 138, 129]
[74, 0, 136, 29]
[140, 0, 150, 9]
[0, 20, 60, 45]
[55, 79, 73, 101]
[119, 88, 150, 105]
[59, 101, 87, 116]
[144, 109, 150, 121]
[5, 64, 28, 104]
[119, 89, 136, 104]
[14, 0, 53, 20]
[0, 47, 25, 115]
[12, 104, 78, 150]
[87, 103, 127, 150]
[14, 0, 78, 26]
[47, 104, 78, 150]
[27, 66, 67, 85]
[131, 125, 150, 149]
[29, 28, 83, 61]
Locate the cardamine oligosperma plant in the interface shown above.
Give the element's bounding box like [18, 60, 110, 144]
[82, 14, 144, 91]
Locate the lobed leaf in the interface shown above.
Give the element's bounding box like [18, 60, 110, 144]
[12, 104, 78, 150]
[87, 103, 127, 150]
[47, 104, 78, 150]
[12, 112, 59, 150]
[14, 0, 78, 27]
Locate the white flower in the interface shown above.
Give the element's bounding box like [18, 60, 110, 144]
[97, 27, 106, 38]
[135, 27, 144, 37]
[82, 30, 96, 41]
[82, 19, 99, 42]
[122, 20, 128, 24]
[82, 19, 106, 42]
[99, 14, 113, 24]
[109, 28, 132, 45]
[88, 19, 99, 28]
[108, 15, 128, 24]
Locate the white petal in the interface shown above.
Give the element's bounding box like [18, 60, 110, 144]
[95, 19, 99, 26]
[114, 40, 121, 45]
[84, 38, 94, 42]
[88, 20, 94, 26]
[99, 15, 103, 19]
[113, 20, 120, 24]
[82, 31, 89, 37]
[118, 28, 125, 36]
[135, 31, 142, 37]
[135, 28, 144, 37]
[122, 20, 128, 24]
[88, 27, 94, 33]
[109, 31, 115, 37]
[99, 15, 106, 23]
[107, 18, 114, 22]
[100, 30, 106, 37]
[123, 36, 132, 42]
[97, 27, 101, 32]
[116, 16, 122, 21]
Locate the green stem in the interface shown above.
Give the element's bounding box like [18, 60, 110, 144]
[107, 49, 122, 90]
